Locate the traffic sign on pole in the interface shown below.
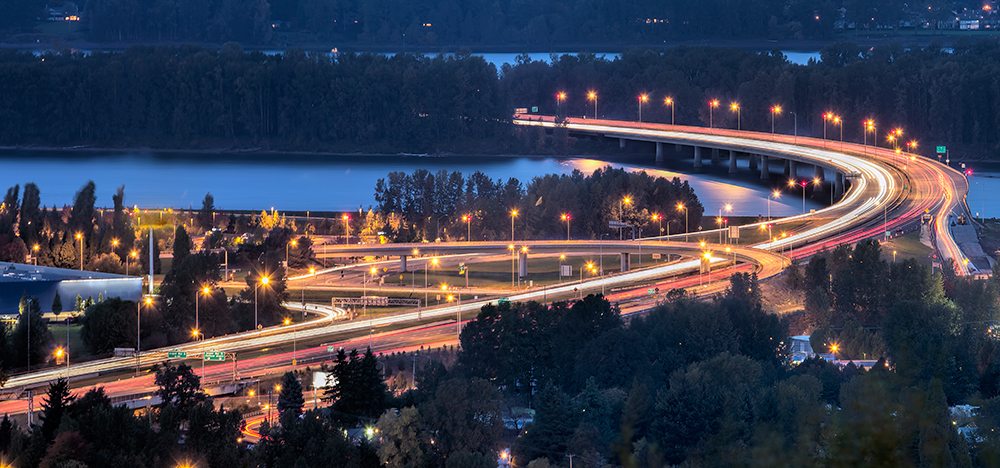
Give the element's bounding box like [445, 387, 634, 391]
[204, 350, 225, 361]
[327, 346, 337, 353]
[936, 146, 946, 154]
[167, 349, 187, 359]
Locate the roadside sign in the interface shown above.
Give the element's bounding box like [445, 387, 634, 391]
[167, 349, 187, 359]
[498, 297, 511, 305]
[327, 346, 337, 352]
[459, 263, 467, 275]
[647, 288, 656, 295]
[729, 225, 739, 239]
[937, 146, 946, 154]
[531, 106, 538, 113]
[652, 253, 661, 259]
[560, 265, 572, 277]
[608, 221, 629, 228]
[204, 350, 225, 361]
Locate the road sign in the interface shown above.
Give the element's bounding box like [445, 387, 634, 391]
[729, 225, 739, 239]
[608, 221, 629, 228]
[937, 146, 946, 154]
[531, 106, 538, 113]
[167, 349, 187, 359]
[459, 263, 467, 275]
[498, 297, 511, 305]
[327, 346, 337, 352]
[560, 265, 572, 277]
[204, 350, 225, 361]
[647, 288, 656, 295]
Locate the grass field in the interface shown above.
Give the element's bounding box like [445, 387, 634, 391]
[48, 323, 85, 355]
[879, 231, 934, 267]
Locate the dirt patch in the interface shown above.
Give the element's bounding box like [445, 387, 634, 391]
[760, 275, 803, 315]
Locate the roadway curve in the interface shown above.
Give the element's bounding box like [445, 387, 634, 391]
[514, 116, 969, 274]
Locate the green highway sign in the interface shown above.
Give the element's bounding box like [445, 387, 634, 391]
[327, 346, 337, 352]
[937, 146, 946, 154]
[531, 107, 538, 113]
[498, 297, 511, 305]
[648, 288, 656, 295]
[204, 350, 225, 361]
[167, 349, 187, 359]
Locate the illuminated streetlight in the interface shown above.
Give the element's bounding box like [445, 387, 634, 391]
[342, 214, 350, 244]
[285, 239, 297, 269]
[677, 203, 689, 241]
[195, 286, 210, 340]
[462, 214, 472, 241]
[588, 91, 598, 119]
[730, 102, 741, 130]
[561, 214, 571, 240]
[75, 232, 83, 270]
[770, 105, 781, 134]
[709, 100, 720, 128]
[255, 276, 270, 330]
[664, 97, 674, 125]
[864, 119, 876, 150]
[32, 244, 38, 265]
[638, 94, 648, 122]
[510, 209, 518, 243]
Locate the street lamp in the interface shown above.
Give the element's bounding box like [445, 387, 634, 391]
[730, 102, 740, 130]
[195, 286, 210, 340]
[426, 257, 438, 307]
[768, 190, 780, 222]
[717, 204, 732, 243]
[137, 296, 152, 375]
[677, 203, 689, 241]
[286, 239, 297, 269]
[619, 197, 631, 240]
[365, 266, 376, 348]
[127, 250, 137, 276]
[709, 100, 720, 128]
[864, 119, 876, 150]
[462, 214, 472, 241]
[664, 97, 674, 125]
[638, 94, 648, 122]
[588, 91, 598, 119]
[255, 276, 269, 330]
[510, 209, 518, 243]
[833, 116, 843, 149]
[703, 251, 712, 287]
[770, 105, 781, 134]
[559, 254, 566, 283]
[561, 214, 571, 240]
[55, 347, 68, 374]
[822, 112, 833, 141]
[342, 214, 350, 244]
[556, 92, 566, 114]
[652, 214, 662, 237]
[75, 233, 83, 270]
[509, 244, 516, 289]
[32, 244, 38, 265]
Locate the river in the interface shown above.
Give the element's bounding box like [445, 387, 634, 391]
[0, 150, 823, 217]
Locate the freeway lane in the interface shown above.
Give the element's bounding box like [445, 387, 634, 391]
[514, 116, 967, 274]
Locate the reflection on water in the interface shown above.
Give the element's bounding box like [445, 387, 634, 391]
[0, 150, 817, 217]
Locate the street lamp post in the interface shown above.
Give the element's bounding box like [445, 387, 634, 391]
[834, 116, 843, 149]
[770, 105, 781, 134]
[255, 276, 269, 330]
[730, 102, 740, 130]
[709, 100, 720, 128]
[864, 119, 875, 152]
[619, 197, 631, 240]
[365, 266, 376, 348]
[652, 214, 662, 237]
[286, 239, 297, 269]
[638, 94, 648, 122]
[510, 210, 517, 244]
[556, 92, 566, 115]
[561, 214, 571, 240]
[823, 112, 832, 141]
[195, 286, 209, 340]
[126, 251, 137, 276]
[768, 191, 780, 222]
[677, 204, 689, 241]
[137, 296, 151, 375]
[342, 214, 350, 244]
[462, 214, 471, 241]
[588, 91, 598, 119]
[790, 111, 798, 143]
[76, 233, 83, 270]
[664, 97, 674, 125]
[32, 244, 38, 265]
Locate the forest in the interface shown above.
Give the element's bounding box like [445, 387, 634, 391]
[4, 40, 1000, 158]
[0, 0, 979, 44]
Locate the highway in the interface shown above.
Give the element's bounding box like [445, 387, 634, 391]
[0, 116, 969, 416]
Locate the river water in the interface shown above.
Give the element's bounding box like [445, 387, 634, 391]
[0, 150, 822, 217]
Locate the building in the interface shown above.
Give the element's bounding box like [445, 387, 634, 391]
[0, 262, 141, 318]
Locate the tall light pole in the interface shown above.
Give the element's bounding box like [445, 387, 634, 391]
[556, 92, 566, 115]
[195, 286, 209, 340]
[677, 203, 689, 241]
[652, 214, 662, 237]
[833, 116, 843, 149]
[510, 209, 517, 244]
[342, 214, 350, 244]
[730, 102, 740, 130]
[32, 244, 38, 265]
[255, 276, 269, 330]
[509, 244, 516, 289]
[664, 97, 674, 125]
[365, 266, 376, 348]
[790, 111, 798, 143]
[462, 214, 471, 241]
[425, 258, 437, 307]
[638, 94, 648, 122]
[619, 197, 631, 240]
[127, 250, 137, 276]
[76, 233, 83, 270]
[286, 239, 297, 269]
[864, 119, 876, 154]
[561, 214, 571, 240]
[588, 91, 598, 119]
[770, 105, 781, 134]
[717, 204, 732, 243]
[823, 112, 832, 141]
[137, 296, 151, 376]
[709, 100, 720, 128]
[768, 190, 780, 222]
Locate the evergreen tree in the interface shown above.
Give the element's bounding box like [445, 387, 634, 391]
[173, 225, 191, 266]
[74, 295, 84, 313]
[40, 378, 75, 442]
[324, 348, 388, 427]
[153, 363, 207, 415]
[51, 291, 62, 315]
[11, 295, 50, 369]
[277, 372, 305, 420]
[197, 193, 215, 231]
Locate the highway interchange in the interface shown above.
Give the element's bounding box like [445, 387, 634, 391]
[0, 116, 975, 423]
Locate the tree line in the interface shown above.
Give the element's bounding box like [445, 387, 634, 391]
[7, 40, 1000, 158]
[373, 166, 705, 242]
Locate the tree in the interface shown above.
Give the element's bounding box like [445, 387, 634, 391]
[10, 295, 50, 369]
[40, 378, 76, 442]
[376, 407, 427, 468]
[420, 378, 503, 457]
[197, 193, 216, 231]
[80, 298, 138, 354]
[277, 372, 305, 420]
[51, 291, 62, 315]
[153, 363, 207, 414]
[324, 348, 388, 427]
[173, 224, 192, 266]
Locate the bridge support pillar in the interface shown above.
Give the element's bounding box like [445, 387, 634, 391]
[835, 172, 844, 199]
[749, 154, 758, 171]
[655, 142, 664, 162]
[729, 151, 738, 173]
[620, 138, 626, 149]
[789, 160, 798, 178]
[620, 253, 631, 272]
[760, 156, 769, 180]
[711, 148, 720, 164]
[400, 256, 408, 273]
[694, 146, 703, 168]
[518, 251, 527, 277]
[675, 143, 683, 152]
